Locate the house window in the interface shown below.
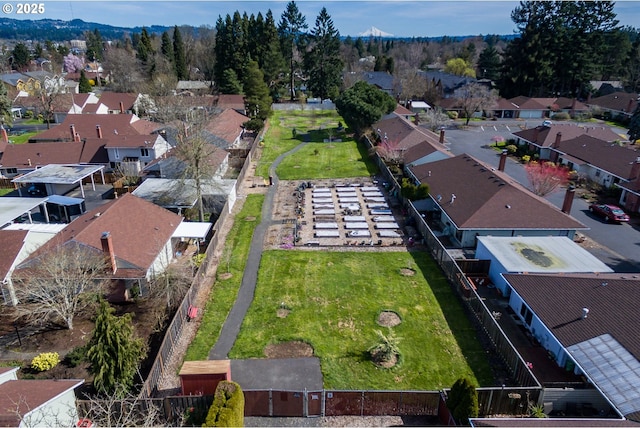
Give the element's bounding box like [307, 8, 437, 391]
[6, 168, 17, 174]
[595, 170, 600, 177]
[141, 148, 149, 157]
[520, 303, 533, 326]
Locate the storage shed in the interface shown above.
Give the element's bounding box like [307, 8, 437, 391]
[179, 360, 231, 396]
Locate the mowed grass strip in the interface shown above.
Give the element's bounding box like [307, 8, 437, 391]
[257, 109, 377, 179]
[184, 194, 264, 361]
[229, 250, 492, 390]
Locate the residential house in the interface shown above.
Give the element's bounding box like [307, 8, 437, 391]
[420, 70, 476, 99]
[508, 96, 548, 119]
[406, 154, 587, 248]
[504, 272, 640, 420]
[512, 123, 623, 160]
[143, 146, 230, 179]
[0, 138, 108, 178]
[474, 236, 613, 297]
[0, 374, 83, 427]
[176, 80, 213, 96]
[393, 104, 416, 122]
[202, 109, 249, 150]
[15, 193, 185, 300]
[214, 94, 246, 115]
[104, 134, 171, 173]
[616, 158, 640, 214]
[357, 71, 396, 95]
[552, 134, 640, 188]
[94, 92, 138, 114]
[372, 113, 449, 166]
[587, 92, 639, 123]
[0, 226, 63, 305]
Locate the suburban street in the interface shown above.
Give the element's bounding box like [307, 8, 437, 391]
[440, 121, 640, 272]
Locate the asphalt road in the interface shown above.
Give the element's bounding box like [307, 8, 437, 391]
[438, 121, 640, 272]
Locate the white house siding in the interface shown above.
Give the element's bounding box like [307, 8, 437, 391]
[20, 389, 79, 428]
[475, 242, 510, 295]
[146, 238, 175, 282]
[460, 228, 575, 249]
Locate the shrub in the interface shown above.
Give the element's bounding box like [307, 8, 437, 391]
[447, 377, 479, 424]
[368, 328, 402, 364]
[505, 144, 518, 154]
[447, 111, 458, 120]
[203, 381, 244, 427]
[521, 155, 531, 163]
[31, 352, 60, 372]
[551, 112, 571, 121]
[64, 345, 87, 367]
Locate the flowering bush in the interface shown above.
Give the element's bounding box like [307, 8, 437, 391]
[31, 352, 60, 372]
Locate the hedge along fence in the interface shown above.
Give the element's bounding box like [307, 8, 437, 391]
[204, 381, 244, 427]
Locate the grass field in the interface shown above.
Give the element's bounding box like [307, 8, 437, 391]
[185, 194, 264, 361]
[229, 250, 492, 390]
[8, 132, 37, 145]
[257, 109, 378, 179]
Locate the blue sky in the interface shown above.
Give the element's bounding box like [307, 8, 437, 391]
[7, 1, 640, 38]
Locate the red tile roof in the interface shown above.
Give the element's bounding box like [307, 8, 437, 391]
[505, 273, 640, 361]
[409, 154, 586, 230]
[23, 193, 182, 279]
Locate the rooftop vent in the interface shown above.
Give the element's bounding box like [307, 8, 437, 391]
[582, 307, 589, 319]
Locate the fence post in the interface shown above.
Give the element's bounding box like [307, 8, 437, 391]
[269, 389, 273, 416]
[361, 391, 365, 416]
[303, 388, 308, 417]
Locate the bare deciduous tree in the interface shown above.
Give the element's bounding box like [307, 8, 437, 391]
[454, 82, 498, 126]
[13, 244, 108, 330]
[418, 108, 451, 131]
[78, 385, 167, 427]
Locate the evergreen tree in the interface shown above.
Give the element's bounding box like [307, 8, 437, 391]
[278, 1, 307, 100]
[477, 46, 501, 81]
[136, 27, 155, 76]
[0, 79, 12, 127]
[173, 26, 188, 80]
[86, 300, 144, 395]
[335, 81, 396, 134]
[12, 43, 30, 71]
[160, 31, 174, 61]
[628, 103, 640, 144]
[354, 37, 365, 58]
[244, 60, 272, 121]
[304, 7, 343, 100]
[85, 29, 104, 61]
[219, 69, 243, 94]
[79, 69, 92, 93]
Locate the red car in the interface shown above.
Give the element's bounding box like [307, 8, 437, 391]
[588, 203, 630, 223]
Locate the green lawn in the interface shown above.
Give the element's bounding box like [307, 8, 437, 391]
[0, 189, 14, 196]
[257, 109, 378, 179]
[8, 132, 37, 145]
[229, 250, 492, 390]
[184, 194, 264, 361]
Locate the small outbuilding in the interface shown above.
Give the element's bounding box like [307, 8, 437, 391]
[179, 360, 232, 396]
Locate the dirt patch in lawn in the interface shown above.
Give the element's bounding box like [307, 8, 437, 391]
[377, 311, 402, 327]
[264, 341, 314, 358]
[399, 268, 416, 276]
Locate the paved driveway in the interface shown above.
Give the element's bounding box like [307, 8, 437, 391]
[438, 122, 640, 271]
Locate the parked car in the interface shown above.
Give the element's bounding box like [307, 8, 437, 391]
[588, 203, 630, 223]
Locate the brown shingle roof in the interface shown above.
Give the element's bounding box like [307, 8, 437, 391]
[97, 92, 137, 112]
[0, 139, 107, 168]
[589, 92, 639, 114]
[104, 134, 162, 149]
[505, 273, 640, 361]
[23, 193, 182, 279]
[373, 115, 442, 151]
[555, 135, 640, 180]
[0, 230, 28, 279]
[513, 123, 623, 148]
[409, 154, 586, 230]
[0, 379, 83, 427]
[203, 109, 248, 147]
[30, 114, 160, 142]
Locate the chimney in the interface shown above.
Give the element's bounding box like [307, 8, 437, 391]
[1, 127, 8, 144]
[74, 132, 81, 143]
[100, 231, 117, 274]
[554, 132, 562, 148]
[70, 124, 76, 140]
[627, 98, 633, 113]
[561, 185, 576, 214]
[119, 101, 125, 114]
[630, 157, 640, 181]
[27, 158, 31, 167]
[498, 149, 508, 171]
[582, 307, 589, 319]
[414, 114, 419, 126]
[439, 128, 445, 144]
[96, 125, 103, 139]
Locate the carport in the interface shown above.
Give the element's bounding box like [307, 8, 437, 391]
[12, 164, 105, 198]
[0, 197, 48, 226]
[172, 221, 213, 252]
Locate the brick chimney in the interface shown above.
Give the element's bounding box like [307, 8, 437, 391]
[74, 132, 81, 143]
[96, 125, 103, 139]
[561, 185, 576, 214]
[498, 149, 508, 171]
[119, 101, 125, 114]
[439, 128, 445, 144]
[100, 231, 117, 273]
[553, 132, 562, 148]
[70, 124, 76, 140]
[1, 126, 7, 144]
